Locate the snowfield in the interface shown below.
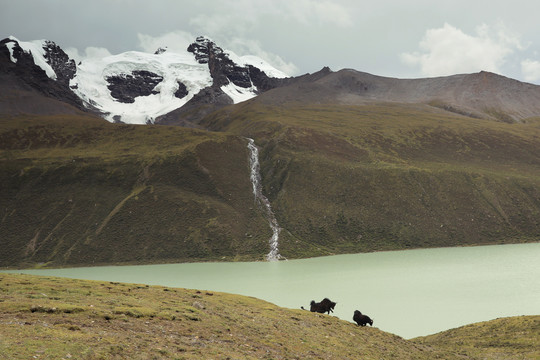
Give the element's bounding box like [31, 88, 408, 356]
[70, 50, 214, 124]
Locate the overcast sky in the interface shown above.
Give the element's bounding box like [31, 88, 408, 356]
[2, 0, 540, 83]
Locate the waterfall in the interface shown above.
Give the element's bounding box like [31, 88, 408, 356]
[247, 138, 282, 261]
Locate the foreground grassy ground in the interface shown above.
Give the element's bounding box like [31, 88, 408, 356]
[415, 316, 540, 359]
[0, 273, 538, 359]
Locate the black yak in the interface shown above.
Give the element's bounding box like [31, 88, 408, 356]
[302, 298, 336, 314]
[353, 310, 373, 326]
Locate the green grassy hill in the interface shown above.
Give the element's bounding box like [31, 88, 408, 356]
[200, 101, 540, 257]
[0, 115, 272, 268]
[1, 99, 540, 267]
[0, 273, 537, 359]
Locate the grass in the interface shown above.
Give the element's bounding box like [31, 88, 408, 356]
[2, 102, 540, 266]
[0, 114, 218, 163]
[204, 102, 540, 175]
[414, 316, 540, 359]
[0, 115, 272, 268]
[1, 273, 538, 359]
[201, 102, 540, 258]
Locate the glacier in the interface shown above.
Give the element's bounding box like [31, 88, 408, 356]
[70, 49, 214, 124]
[67, 38, 289, 124]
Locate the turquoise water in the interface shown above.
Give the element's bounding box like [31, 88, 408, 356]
[4, 243, 539, 339]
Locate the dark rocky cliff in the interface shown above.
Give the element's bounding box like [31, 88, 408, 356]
[0, 38, 85, 112]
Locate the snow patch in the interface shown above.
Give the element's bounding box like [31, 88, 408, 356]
[225, 50, 289, 79]
[240, 55, 289, 78]
[221, 82, 258, 104]
[6, 41, 17, 63]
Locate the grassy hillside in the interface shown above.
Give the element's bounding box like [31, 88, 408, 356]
[200, 101, 540, 257]
[415, 316, 540, 359]
[2, 99, 540, 267]
[0, 273, 537, 359]
[0, 115, 272, 268]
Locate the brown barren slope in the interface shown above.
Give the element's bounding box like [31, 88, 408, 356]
[250, 69, 540, 122]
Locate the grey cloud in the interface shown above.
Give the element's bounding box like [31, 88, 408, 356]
[2, 0, 540, 82]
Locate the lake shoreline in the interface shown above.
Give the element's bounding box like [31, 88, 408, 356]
[3, 242, 539, 338]
[3, 238, 538, 271]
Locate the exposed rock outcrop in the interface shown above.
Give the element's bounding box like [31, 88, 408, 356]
[41, 40, 77, 87]
[174, 81, 189, 99]
[188, 36, 253, 88]
[106, 70, 163, 104]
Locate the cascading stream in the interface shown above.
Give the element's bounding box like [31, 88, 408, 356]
[247, 138, 282, 261]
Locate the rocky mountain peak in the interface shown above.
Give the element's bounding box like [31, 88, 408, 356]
[187, 36, 222, 64]
[154, 47, 167, 55]
[41, 40, 77, 86]
[0, 36, 84, 111]
[1, 37, 76, 85]
[186, 36, 243, 88]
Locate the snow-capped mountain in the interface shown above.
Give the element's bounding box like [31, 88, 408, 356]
[1, 36, 290, 124]
[70, 47, 214, 124]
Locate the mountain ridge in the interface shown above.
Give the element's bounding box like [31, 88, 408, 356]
[250, 68, 540, 123]
[5, 35, 540, 125]
[0, 36, 292, 124]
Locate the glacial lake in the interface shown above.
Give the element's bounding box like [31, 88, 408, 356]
[3, 243, 540, 339]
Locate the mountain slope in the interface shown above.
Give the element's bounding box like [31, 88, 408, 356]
[2, 88, 540, 266]
[0, 37, 89, 115]
[3, 103, 537, 268]
[199, 100, 540, 256]
[253, 68, 540, 122]
[0, 115, 279, 267]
